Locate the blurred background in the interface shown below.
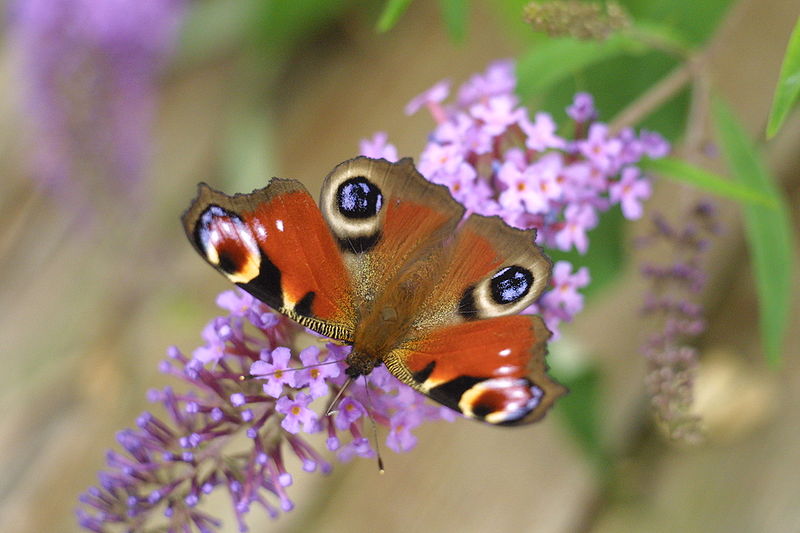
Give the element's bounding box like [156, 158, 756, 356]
[1, 0, 799, 532]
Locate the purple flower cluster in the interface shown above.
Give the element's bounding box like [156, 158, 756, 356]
[361, 59, 668, 338]
[11, 0, 186, 195]
[78, 290, 453, 532]
[638, 202, 720, 442]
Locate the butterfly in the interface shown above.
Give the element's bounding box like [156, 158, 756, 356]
[182, 157, 566, 425]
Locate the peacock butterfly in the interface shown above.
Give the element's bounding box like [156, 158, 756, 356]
[182, 157, 566, 425]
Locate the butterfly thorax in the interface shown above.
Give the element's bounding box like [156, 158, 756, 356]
[344, 259, 440, 378]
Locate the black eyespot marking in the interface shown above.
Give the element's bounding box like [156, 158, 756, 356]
[490, 266, 533, 305]
[294, 291, 315, 317]
[458, 286, 478, 320]
[470, 401, 495, 419]
[217, 252, 238, 274]
[336, 177, 383, 219]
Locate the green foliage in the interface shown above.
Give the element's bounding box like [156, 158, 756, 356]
[638, 157, 777, 208]
[376, 0, 415, 32]
[620, 0, 734, 45]
[512, 0, 731, 138]
[767, 16, 800, 138]
[516, 33, 649, 101]
[253, 1, 349, 50]
[438, 0, 469, 42]
[712, 98, 795, 365]
[377, 0, 468, 41]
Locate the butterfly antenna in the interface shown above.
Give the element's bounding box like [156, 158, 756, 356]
[362, 375, 385, 474]
[325, 376, 353, 417]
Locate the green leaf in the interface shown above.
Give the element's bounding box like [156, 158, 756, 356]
[376, 0, 414, 33]
[631, 20, 695, 56]
[712, 98, 795, 365]
[624, 0, 734, 45]
[516, 34, 648, 99]
[767, 16, 800, 138]
[638, 157, 777, 208]
[437, 0, 468, 42]
[246, 1, 351, 57]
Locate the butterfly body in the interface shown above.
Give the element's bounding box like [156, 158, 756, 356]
[344, 245, 453, 377]
[183, 157, 566, 425]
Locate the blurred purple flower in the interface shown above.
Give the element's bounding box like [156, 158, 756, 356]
[519, 111, 565, 151]
[542, 262, 590, 316]
[566, 92, 597, 123]
[405, 79, 450, 117]
[387, 411, 420, 452]
[11, 0, 186, 195]
[638, 202, 721, 442]
[578, 123, 623, 173]
[334, 397, 366, 430]
[469, 94, 522, 135]
[362, 59, 669, 338]
[640, 130, 671, 158]
[359, 132, 398, 161]
[554, 203, 598, 254]
[610, 167, 652, 219]
[456, 58, 516, 106]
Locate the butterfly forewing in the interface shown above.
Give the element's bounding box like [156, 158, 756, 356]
[182, 179, 357, 342]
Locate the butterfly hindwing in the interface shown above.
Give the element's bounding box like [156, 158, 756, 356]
[436, 213, 552, 322]
[182, 180, 356, 342]
[375, 190, 561, 424]
[387, 315, 565, 425]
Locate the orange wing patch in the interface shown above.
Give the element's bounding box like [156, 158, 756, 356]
[246, 189, 352, 321]
[387, 315, 565, 424]
[364, 199, 455, 286]
[402, 316, 545, 386]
